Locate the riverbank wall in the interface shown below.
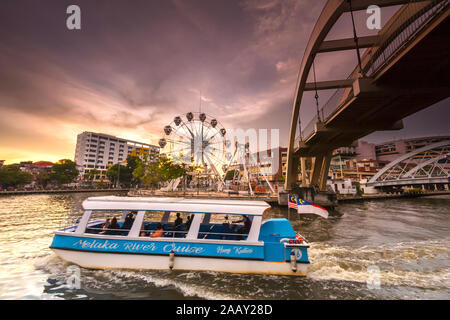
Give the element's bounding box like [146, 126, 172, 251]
[337, 190, 450, 203]
[128, 189, 450, 207]
[0, 188, 129, 196]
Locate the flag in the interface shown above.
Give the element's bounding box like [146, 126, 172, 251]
[288, 194, 298, 209]
[297, 198, 329, 219]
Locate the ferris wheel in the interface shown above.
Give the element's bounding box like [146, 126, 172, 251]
[158, 112, 228, 180]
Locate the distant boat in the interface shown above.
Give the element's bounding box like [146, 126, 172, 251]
[50, 196, 310, 276]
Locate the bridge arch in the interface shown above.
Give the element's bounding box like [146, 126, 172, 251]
[367, 140, 450, 187]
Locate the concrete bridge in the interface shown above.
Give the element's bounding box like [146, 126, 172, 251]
[285, 0, 450, 191]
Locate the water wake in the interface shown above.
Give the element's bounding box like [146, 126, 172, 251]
[308, 238, 450, 290]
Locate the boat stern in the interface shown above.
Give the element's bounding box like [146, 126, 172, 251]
[259, 218, 309, 275]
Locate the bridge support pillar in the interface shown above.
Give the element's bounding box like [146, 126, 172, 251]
[285, 154, 300, 190]
[300, 157, 307, 187]
[319, 152, 332, 191]
[310, 155, 324, 187]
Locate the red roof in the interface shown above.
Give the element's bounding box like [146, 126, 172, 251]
[33, 161, 54, 168]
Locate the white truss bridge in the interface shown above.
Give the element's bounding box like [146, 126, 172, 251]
[367, 140, 450, 187]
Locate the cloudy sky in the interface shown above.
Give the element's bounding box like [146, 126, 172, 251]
[1, 0, 448, 164]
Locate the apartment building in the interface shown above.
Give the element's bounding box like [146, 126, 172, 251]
[74, 132, 159, 179]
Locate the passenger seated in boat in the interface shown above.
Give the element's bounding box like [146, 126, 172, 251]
[107, 217, 121, 235]
[173, 213, 183, 230]
[139, 223, 147, 237]
[221, 215, 233, 239]
[234, 215, 252, 235]
[121, 212, 134, 230]
[185, 214, 194, 231]
[150, 223, 164, 238]
[99, 218, 111, 234]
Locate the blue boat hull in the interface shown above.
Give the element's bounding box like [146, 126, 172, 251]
[50, 233, 309, 276]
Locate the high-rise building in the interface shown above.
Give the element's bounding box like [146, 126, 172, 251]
[74, 131, 159, 179]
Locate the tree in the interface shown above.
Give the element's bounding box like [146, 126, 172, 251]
[133, 155, 187, 189]
[125, 155, 142, 186]
[51, 159, 79, 185]
[0, 165, 33, 188]
[84, 168, 100, 184]
[105, 156, 145, 187]
[126, 155, 142, 173]
[224, 169, 238, 181]
[106, 164, 132, 186]
[35, 169, 52, 188]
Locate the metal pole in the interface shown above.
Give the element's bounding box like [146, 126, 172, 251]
[288, 203, 291, 221]
[183, 167, 186, 197]
[117, 162, 120, 189]
[312, 60, 321, 122]
[348, 0, 364, 77]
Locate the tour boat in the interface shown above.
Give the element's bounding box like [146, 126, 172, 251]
[50, 196, 309, 276]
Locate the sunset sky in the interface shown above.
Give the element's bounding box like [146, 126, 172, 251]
[1, 0, 449, 164]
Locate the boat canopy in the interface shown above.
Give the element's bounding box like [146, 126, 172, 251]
[82, 196, 271, 216]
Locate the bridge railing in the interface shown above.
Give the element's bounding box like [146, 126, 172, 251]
[363, 0, 449, 76]
[299, 87, 353, 142]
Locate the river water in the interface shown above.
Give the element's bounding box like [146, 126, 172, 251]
[0, 192, 448, 300]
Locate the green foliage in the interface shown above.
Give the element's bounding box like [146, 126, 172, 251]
[224, 169, 238, 181]
[126, 155, 142, 185]
[95, 180, 109, 188]
[51, 159, 79, 185]
[106, 164, 131, 185]
[126, 155, 142, 173]
[0, 165, 33, 188]
[105, 155, 144, 186]
[133, 155, 187, 188]
[35, 169, 52, 188]
[407, 187, 423, 195]
[84, 169, 100, 182]
[355, 182, 363, 196]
